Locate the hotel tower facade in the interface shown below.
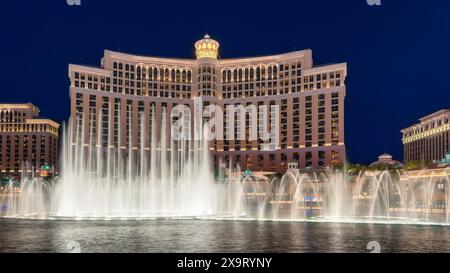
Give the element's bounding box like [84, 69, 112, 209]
[402, 109, 450, 163]
[68, 35, 347, 172]
[0, 103, 60, 178]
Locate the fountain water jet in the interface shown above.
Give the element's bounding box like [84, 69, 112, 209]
[1, 109, 246, 219]
[1, 110, 450, 225]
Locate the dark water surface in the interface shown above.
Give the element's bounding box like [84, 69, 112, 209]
[0, 219, 449, 253]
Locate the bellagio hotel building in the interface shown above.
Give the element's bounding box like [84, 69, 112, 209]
[68, 35, 347, 172]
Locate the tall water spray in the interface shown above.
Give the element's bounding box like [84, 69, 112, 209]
[0, 109, 246, 219]
[1, 109, 449, 224]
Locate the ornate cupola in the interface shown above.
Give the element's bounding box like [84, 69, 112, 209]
[194, 34, 220, 59]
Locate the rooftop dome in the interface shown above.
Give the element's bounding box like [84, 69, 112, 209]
[378, 154, 393, 160]
[370, 153, 404, 169]
[194, 34, 220, 60]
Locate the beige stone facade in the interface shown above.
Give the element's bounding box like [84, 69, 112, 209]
[402, 110, 450, 163]
[0, 103, 59, 178]
[68, 35, 347, 172]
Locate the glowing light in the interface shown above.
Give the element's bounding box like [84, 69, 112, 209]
[195, 34, 220, 60]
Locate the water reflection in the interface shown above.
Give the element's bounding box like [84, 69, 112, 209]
[0, 219, 449, 253]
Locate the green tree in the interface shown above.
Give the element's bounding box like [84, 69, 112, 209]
[404, 160, 429, 170]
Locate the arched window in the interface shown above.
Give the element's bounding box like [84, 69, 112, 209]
[136, 66, 141, 80]
[171, 69, 175, 82]
[153, 68, 158, 81]
[142, 66, 146, 79]
[148, 67, 153, 80]
[182, 70, 187, 83]
[176, 70, 181, 82]
[160, 68, 165, 81]
[164, 68, 169, 82]
[187, 70, 192, 83]
[222, 70, 227, 83]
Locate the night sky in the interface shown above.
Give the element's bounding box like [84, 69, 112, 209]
[1, 0, 449, 164]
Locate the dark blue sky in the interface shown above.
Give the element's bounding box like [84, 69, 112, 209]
[1, 0, 449, 164]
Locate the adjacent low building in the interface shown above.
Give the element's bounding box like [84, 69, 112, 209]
[0, 103, 60, 179]
[401, 109, 450, 163]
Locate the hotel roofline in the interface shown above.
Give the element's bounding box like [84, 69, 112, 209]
[23, 119, 60, 128]
[102, 49, 312, 63]
[69, 49, 347, 79]
[0, 103, 39, 112]
[0, 103, 60, 130]
[419, 109, 450, 122]
[401, 109, 450, 133]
